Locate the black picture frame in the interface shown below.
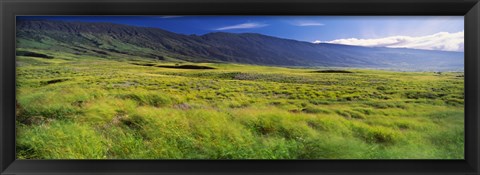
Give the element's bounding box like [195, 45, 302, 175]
[1, 0, 479, 174]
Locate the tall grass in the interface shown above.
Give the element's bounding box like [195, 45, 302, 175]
[16, 51, 464, 159]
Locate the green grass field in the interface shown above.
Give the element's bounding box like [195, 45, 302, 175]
[15, 50, 464, 159]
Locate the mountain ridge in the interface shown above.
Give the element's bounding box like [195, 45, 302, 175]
[16, 20, 464, 71]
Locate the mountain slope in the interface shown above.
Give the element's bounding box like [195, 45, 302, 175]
[16, 20, 464, 70]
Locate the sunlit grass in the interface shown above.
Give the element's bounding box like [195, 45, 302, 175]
[16, 50, 464, 159]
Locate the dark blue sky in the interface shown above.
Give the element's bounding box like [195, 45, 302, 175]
[17, 16, 463, 42]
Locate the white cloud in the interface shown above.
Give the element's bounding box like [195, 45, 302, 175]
[314, 31, 464, 52]
[215, 22, 268, 30]
[292, 21, 324, 26]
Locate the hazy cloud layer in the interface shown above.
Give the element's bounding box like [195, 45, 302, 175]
[291, 21, 325, 26]
[315, 31, 464, 52]
[216, 22, 268, 30]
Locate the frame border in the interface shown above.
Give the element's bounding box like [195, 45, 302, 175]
[1, 0, 479, 174]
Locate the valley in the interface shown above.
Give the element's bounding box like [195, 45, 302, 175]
[15, 19, 465, 159]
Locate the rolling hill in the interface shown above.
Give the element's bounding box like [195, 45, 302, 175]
[16, 20, 464, 71]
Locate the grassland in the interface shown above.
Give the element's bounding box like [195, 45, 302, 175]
[15, 49, 464, 159]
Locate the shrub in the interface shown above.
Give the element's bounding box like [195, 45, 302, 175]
[351, 123, 401, 144]
[405, 91, 439, 99]
[309, 99, 333, 105]
[17, 103, 80, 124]
[301, 106, 331, 114]
[335, 110, 365, 119]
[352, 108, 375, 115]
[365, 101, 407, 109]
[444, 98, 463, 106]
[117, 92, 175, 107]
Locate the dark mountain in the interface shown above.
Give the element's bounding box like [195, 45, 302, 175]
[16, 20, 464, 71]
